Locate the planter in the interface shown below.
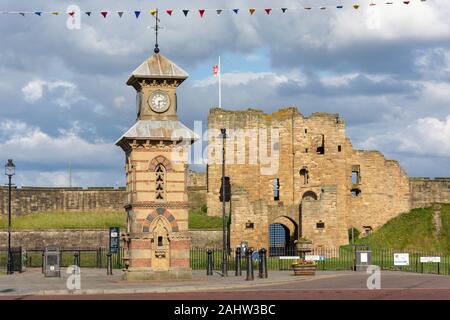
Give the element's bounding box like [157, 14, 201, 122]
[292, 264, 316, 276]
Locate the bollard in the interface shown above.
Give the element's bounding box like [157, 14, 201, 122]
[235, 247, 242, 276]
[41, 252, 45, 274]
[73, 252, 79, 268]
[206, 250, 213, 276]
[258, 248, 268, 279]
[246, 249, 254, 281]
[107, 253, 113, 275]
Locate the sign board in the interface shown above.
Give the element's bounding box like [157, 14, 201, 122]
[279, 256, 300, 260]
[109, 227, 120, 254]
[360, 252, 368, 263]
[394, 253, 409, 266]
[305, 255, 325, 261]
[420, 257, 441, 263]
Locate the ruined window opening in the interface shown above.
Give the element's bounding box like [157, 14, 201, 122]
[273, 142, 279, 151]
[305, 129, 308, 134]
[245, 222, 254, 229]
[300, 168, 309, 185]
[206, 164, 209, 193]
[316, 221, 325, 229]
[273, 178, 280, 201]
[316, 134, 325, 155]
[338, 145, 342, 152]
[352, 165, 360, 184]
[155, 164, 166, 201]
[363, 226, 373, 236]
[351, 188, 361, 197]
[305, 148, 308, 153]
[157, 236, 163, 247]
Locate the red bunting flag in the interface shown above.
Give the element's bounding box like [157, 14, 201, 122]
[101, 11, 108, 18]
[213, 65, 219, 76]
[403, 1, 410, 4]
[265, 9, 272, 15]
[68, 11, 75, 17]
[166, 10, 173, 16]
[199, 9, 205, 18]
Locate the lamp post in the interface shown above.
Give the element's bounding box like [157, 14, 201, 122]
[5, 159, 15, 275]
[220, 128, 228, 277]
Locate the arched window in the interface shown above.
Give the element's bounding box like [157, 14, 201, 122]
[155, 164, 166, 201]
[299, 167, 309, 185]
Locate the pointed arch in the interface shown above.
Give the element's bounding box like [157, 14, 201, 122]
[142, 208, 179, 233]
[149, 155, 173, 172]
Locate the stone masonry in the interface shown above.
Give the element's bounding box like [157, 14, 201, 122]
[206, 107, 446, 250]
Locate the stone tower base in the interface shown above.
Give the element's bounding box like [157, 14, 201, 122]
[122, 268, 192, 281]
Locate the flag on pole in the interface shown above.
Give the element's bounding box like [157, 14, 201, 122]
[213, 64, 219, 76]
[214, 57, 222, 108]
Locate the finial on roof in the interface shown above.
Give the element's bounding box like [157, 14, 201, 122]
[153, 9, 160, 54]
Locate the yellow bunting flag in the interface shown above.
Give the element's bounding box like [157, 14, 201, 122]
[52, 12, 59, 15]
[150, 9, 157, 17]
[249, 8, 256, 15]
[353, 4, 360, 9]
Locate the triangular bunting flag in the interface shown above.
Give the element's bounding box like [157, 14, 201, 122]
[281, 8, 288, 13]
[320, 7, 327, 10]
[249, 8, 256, 15]
[337, 5, 344, 9]
[199, 9, 205, 18]
[34, 12, 42, 16]
[19, 12, 25, 16]
[304, 7, 312, 10]
[117, 12, 124, 18]
[52, 12, 60, 16]
[101, 11, 108, 18]
[233, 9, 239, 14]
[353, 4, 360, 9]
[150, 10, 157, 17]
[166, 10, 173, 16]
[386, 2, 394, 4]
[135, 11, 141, 18]
[403, 1, 410, 4]
[85, 12, 91, 16]
[265, 9, 272, 15]
[182, 10, 189, 17]
[68, 11, 75, 17]
[216, 9, 222, 15]
[370, 2, 377, 6]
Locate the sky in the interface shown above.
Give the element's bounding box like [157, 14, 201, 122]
[1, 0, 450, 187]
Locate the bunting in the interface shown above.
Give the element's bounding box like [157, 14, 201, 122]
[0, 1, 431, 20]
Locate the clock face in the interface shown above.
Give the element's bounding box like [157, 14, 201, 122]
[149, 91, 170, 113]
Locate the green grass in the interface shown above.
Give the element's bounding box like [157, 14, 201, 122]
[0, 207, 224, 230]
[353, 203, 450, 254]
[0, 211, 125, 230]
[189, 207, 227, 229]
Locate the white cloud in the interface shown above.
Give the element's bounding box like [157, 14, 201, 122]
[0, 120, 121, 166]
[22, 79, 46, 103]
[113, 96, 127, 108]
[21, 79, 85, 107]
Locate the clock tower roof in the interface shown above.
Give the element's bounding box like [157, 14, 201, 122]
[127, 53, 188, 89]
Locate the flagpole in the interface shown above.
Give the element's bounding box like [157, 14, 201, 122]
[218, 56, 222, 108]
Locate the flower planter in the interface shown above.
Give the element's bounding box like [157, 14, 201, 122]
[292, 264, 316, 276]
[295, 239, 313, 255]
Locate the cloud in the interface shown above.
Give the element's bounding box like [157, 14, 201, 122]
[21, 79, 85, 108]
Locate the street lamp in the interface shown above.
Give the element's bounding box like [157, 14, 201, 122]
[5, 159, 15, 275]
[220, 129, 228, 277]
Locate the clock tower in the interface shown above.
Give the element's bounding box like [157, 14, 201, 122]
[116, 49, 198, 280]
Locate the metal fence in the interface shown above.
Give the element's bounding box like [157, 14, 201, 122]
[1, 246, 449, 276]
[0, 247, 124, 270]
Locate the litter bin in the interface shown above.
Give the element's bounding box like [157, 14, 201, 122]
[10, 247, 23, 273]
[355, 245, 372, 272]
[44, 246, 61, 277]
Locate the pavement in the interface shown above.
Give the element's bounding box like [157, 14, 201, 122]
[0, 268, 449, 299]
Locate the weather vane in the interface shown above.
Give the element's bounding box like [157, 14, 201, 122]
[152, 9, 162, 53]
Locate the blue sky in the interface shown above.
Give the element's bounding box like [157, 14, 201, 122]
[1, 0, 450, 187]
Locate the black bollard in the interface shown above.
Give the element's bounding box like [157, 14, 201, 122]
[235, 247, 242, 276]
[246, 249, 254, 281]
[206, 249, 213, 276]
[107, 253, 113, 275]
[41, 252, 45, 274]
[259, 248, 268, 279]
[73, 252, 79, 268]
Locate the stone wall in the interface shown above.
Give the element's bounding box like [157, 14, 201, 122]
[0, 183, 207, 216]
[410, 178, 450, 208]
[206, 107, 414, 249]
[0, 229, 222, 250]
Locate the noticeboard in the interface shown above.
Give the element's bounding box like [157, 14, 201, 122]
[394, 253, 410, 266]
[109, 227, 120, 254]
